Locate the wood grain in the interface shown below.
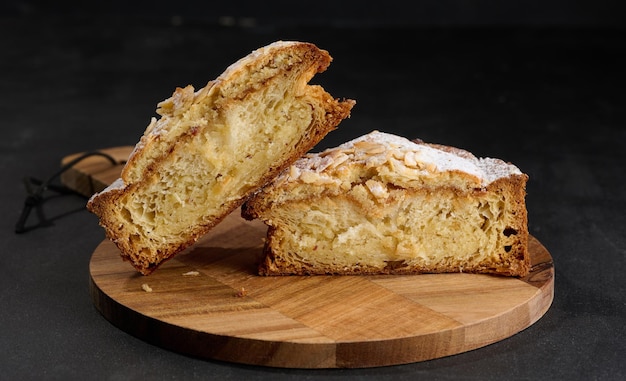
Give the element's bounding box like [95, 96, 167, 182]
[89, 210, 554, 368]
[66, 147, 554, 368]
[60, 146, 134, 197]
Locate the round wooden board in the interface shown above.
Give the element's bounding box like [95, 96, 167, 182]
[89, 210, 554, 369]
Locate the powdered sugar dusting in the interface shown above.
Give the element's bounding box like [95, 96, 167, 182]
[362, 132, 484, 177]
[287, 131, 522, 187]
[88, 177, 126, 203]
[477, 157, 522, 184]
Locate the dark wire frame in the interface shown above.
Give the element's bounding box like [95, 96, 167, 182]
[14, 151, 120, 234]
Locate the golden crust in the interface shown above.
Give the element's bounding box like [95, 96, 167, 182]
[243, 131, 530, 277]
[87, 41, 355, 275]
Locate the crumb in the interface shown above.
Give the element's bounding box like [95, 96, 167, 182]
[235, 286, 248, 297]
[141, 283, 153, 292]
[182, 271, 200, 276]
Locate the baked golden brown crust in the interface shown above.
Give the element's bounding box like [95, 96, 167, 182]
[242, 131, 530, 277]
[87, 41, 355, 275]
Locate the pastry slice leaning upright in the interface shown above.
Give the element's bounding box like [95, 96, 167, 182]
[87, 41, 355, 275]
[242, 130, 530, 277]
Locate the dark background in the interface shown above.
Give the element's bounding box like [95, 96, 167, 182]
[4, 0, 626, 27]
[1, 1, 625, 380]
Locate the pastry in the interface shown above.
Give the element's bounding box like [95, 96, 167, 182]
[87, 41, 355, 275]
[242, 130, 530, 277]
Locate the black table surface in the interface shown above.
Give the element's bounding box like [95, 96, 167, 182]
[1, 12, 625, 381]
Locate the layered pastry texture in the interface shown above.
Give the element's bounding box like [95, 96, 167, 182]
[87, 41, 355, 275]
[242, 130, 530, 277]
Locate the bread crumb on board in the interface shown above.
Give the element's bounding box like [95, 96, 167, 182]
[182, 271, 200, 276]
[235, 287, 248, 297]
[141, 283, 153, 292]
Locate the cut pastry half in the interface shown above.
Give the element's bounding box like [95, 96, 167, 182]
[87, 41, 355, 275]
[242, 130, 530, 277]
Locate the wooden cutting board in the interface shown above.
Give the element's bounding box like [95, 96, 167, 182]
[66, 147, 554, 369]
[60, 146, 135, 197]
